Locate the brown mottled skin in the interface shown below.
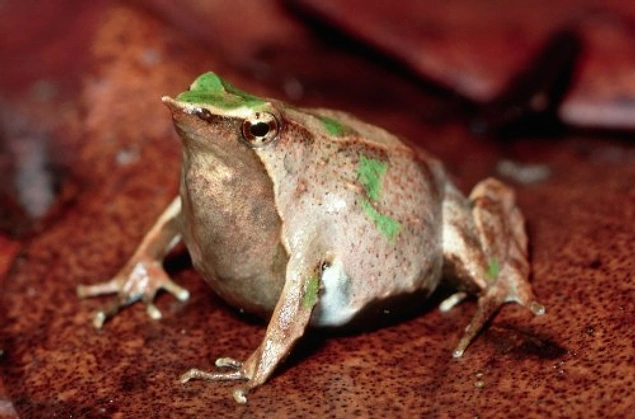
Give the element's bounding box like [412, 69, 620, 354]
[77, 73, 544, 403]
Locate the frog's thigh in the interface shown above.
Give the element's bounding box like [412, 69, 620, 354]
[445, 178, 545, 357]
[440, 182, 488, 290]
[468, 178, 527, 263]
[467, 178, 543, 311]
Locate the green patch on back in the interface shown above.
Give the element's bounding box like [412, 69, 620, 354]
[357, 155, 401, 242]
[486, 258, 500, 281]
[303, 274, 320, 309]
[360, 199, 401, 243]
[176, 72, 266, 109]
[357, 156, 387, 201]
[317, 115, 349, 136]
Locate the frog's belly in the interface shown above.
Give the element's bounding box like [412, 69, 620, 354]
[312, 252, 443, 327]
[313, 259, 356, 325]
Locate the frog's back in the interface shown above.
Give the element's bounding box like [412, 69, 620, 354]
[306, 108, 409, 150]
[257, 105, 448, 326]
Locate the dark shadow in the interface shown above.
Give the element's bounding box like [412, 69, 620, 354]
[471, 29, 582, 138]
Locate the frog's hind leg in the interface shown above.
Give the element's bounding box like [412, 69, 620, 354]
[441, 178, 545, 358]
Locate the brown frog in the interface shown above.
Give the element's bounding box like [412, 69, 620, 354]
[78, 72, 545, 403]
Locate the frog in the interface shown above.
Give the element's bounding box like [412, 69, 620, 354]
[77, 72, 545, 404]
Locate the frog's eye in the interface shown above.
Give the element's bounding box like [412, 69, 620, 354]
[241, 112, 280, 147]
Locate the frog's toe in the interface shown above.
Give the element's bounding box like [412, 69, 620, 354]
[232, 387, 249, 404]
[453, 267, 545, 358]
[77, 277, 124, 299]
[180, 356, 247, 383]
[160, 280, 190, 302]
[79, 279, 140, 328]
[145, 301, 163, 320]
[439, 291, 469, 312]
[78, 259, 190, 328]
[91, 299, 127, 329]
[452, 286, 503, 358]
[180, 359, 259, 403]
[180, 367, 246, 383]
[499, 264, 545, 317]
[215, 357, 243, 369]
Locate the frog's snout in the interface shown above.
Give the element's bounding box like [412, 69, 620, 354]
[161, 96, 180, 112]
[162, 96, 191, 123]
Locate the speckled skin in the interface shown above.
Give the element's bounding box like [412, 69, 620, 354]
[249, 107, 448, 326]
[176, 100, 450, 325]
[77, 72, 544, 403]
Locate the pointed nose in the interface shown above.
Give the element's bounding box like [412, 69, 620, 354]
[161, 96, 181, 112]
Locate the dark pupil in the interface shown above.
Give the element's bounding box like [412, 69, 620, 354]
[250, 122, 270, 137]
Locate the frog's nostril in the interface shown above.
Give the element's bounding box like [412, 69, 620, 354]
[193, 108, 214, 123]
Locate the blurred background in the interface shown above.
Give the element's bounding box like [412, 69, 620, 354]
[1, 1, 633, 417]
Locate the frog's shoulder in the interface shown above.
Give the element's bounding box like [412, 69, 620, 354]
[283, 106, 411, 153]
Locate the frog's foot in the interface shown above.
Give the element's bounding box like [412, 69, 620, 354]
[451, 269, 545, 358]
[181, 357, 257, 404]
[454, 178, 545, 357]
[77, 258, 190, 328]
[442, 178, 545, 357]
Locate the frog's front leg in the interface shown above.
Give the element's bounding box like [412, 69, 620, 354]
[180, 252, 322, 404]
[441, 178, 545, 357]
[77, 197, 190, 328]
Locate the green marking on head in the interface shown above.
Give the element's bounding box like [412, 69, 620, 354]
[303, 274, 320, 309]
[361, 199, 401, 243]
[317, 115, 349, 136]
[357, 156, 387, 201]
[176, 72, 266, 109]
[486, 258, 500, 281]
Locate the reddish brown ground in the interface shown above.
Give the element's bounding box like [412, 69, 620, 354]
[1, 1, 633, 418]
